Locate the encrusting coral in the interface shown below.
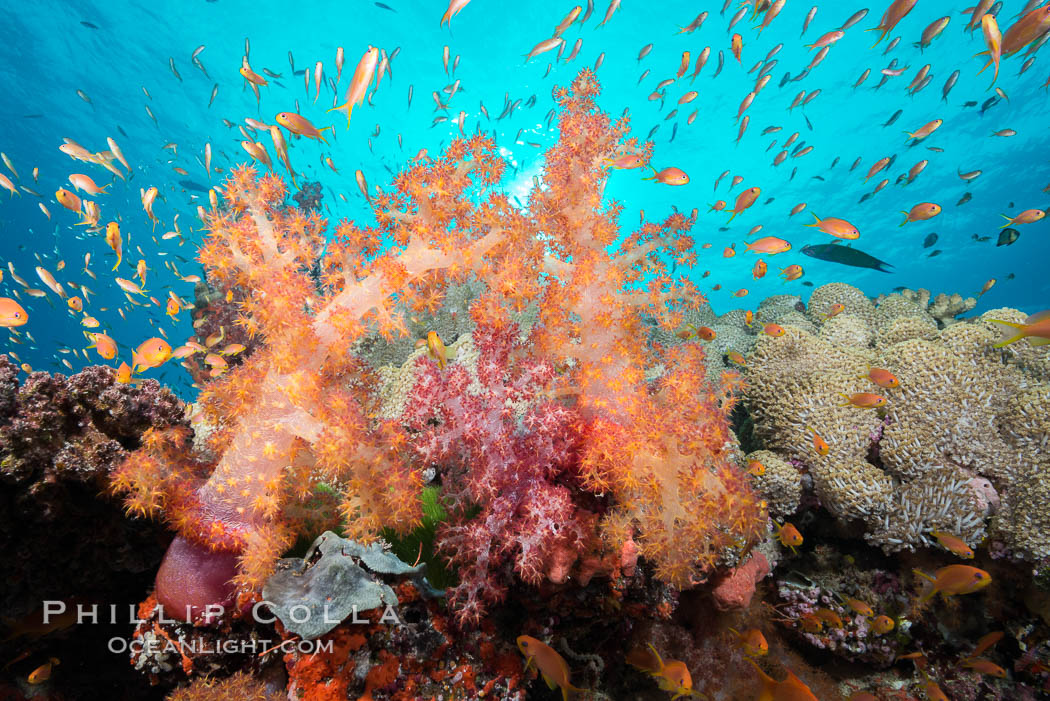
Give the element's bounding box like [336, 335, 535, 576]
[741, 282, 1050, 561]
[109, 69, 764, 626]
[0, 358, 184, 619]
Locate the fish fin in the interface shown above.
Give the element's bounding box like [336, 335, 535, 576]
[1029, 337, 1050, 346]
[807, 211, 821, 227]
[989, 318, 1026, 348]
[1026, 310, 1050, 325]
[540, 672, 556, 690]
[912, 568, 936, 583]
[999, 214, 1015, 228]
[837, 392, 852, 406]
[899, 211, 909, 227]
[646, 643, 666, 674]
[747, 659, 776, 701]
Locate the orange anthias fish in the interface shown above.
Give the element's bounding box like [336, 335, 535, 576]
[904, 119, 943, 142]
[87, 332, 118, 360]
[779, 264, 803, 282]
[823, 303, 845, 320]
[966, 631, 1004, 660]
[977, 14, 1003, 85]
[55, 188, 82, 213]
[868, 0, 918, 47]
[440, 0, 472, 27]
[115, 362, 133, 384]
[806, 213, 859, 239]
[1001, 4, 1050, 56]
[871, 615, 895, 635]
[729, 628, 768, 657]
[914, 565, 992, 602]
[838, 392, 887, 409]
[899, 202, 941, 226]
[929, 531, 974, 559]
[517, 636, 584, 701]
[807, 425, 829, 456]
[330, 46, 379, 126]
[727, 186, 761, 222]
[27, 657, 59, 684]
[607, 153, 646, 170]
[753, 260, 767, 279]
[644, 166, 689, 185]
[133, 337, 172, 372]
[626, 644, 694, 699]
[745, 236, 790, 254]
[1000, 208, 1046, 227]
[0, 297, 28, 327]
[961, 658, 1007, 678]
[775, 521, 803, 553]
[417, 330, 447, 368]
[731, 33, 743, 62]
[105, 221, 123, 271]
[843, 598, 874, 618]
[276, 112, 335, 144]
[989, 310, 1050, 348]
[763, 323, 785, 337]
[749, 660, 818, 701]
[863, 367, 899, 388]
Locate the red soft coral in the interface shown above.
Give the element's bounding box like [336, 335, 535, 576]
[401, 322, 590, 625]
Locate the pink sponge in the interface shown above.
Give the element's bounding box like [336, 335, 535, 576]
[155, 536, 239, 623]
[711, 552, 770, 612]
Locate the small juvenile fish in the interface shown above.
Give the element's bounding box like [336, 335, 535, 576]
[169, 57, 182, 81]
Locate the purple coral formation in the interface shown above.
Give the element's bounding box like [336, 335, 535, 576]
[0, 358, 185, 618]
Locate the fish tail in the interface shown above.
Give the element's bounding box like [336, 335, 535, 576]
[975, 57, 991, 76]
[899, 211, 909, 227]
[727, 211, 739, 224]
[902, 130, 915, 139]
[318, 125, 333, 145]
[912, 568, 936, 583]
[999, 214, 1014, 228]
[989, 319, 1026, 348]
[808, 211, 821, 226]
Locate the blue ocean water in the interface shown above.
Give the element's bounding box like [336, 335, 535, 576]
[0, 0, 1047, 398]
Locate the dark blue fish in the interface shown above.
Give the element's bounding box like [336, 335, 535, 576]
[375, 1, 396, 10]
[997, 228, 1020, 246]
[962, 100, 978, 107]
[923, 232, 938, 248]
[957, 192, 972, 206]
[22, 114, 43, 118]
[80, 20, 99, 28]
[118, 125, 127, 137]
[883, 109, 902, 127]
[713, 51, 725, 78]
[804, 114, 813, 131]
[779, 72, 791, 87]
[979, 96, 1000, 115]
[178, 180, 210, 193]
[802, 243, 893, 272]
[927, 249, 942, 257]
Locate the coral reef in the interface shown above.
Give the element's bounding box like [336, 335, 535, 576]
[741, 282, 1050, 562]
[110, 69, 762, 633]
[0, 359, 184, 618]
[876, 287, 978, 327]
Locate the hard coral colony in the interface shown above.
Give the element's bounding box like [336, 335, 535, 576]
[110, 70, 763, 633]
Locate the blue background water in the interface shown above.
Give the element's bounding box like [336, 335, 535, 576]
[0, 0, 1046, 398]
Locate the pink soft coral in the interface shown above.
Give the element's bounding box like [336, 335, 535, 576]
[401, 322, 592, 625]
